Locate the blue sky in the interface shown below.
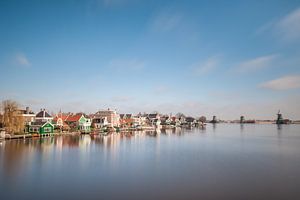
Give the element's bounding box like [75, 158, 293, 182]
[1, 0, 300, 119]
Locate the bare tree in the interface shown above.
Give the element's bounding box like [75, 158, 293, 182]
[2, 100, 24, 134]
[176, 112, 185, 118]
[199, 116, 207, 124]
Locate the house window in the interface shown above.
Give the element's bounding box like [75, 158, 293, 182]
[44, 127, 52, 133]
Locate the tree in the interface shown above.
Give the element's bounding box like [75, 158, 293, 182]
[199, 116, 207, 124]
[2, 100, 24, 134]
[176, 112, 185, 118]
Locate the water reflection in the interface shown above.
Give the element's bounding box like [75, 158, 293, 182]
[1, 125, 300, 200]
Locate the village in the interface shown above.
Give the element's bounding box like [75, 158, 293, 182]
[0, 100, 297, 140]
[0, 103, 297, 139]
[0, 102, 209, 140]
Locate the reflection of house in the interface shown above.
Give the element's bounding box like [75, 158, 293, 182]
[27, 121, 54, 134]
[94, 109, 120, 127]
[18, 107, 35, 124]
[35, 109, 53, 122]
[65, 114, 91, 133]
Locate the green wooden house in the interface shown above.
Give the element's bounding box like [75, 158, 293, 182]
[27, 121, 54, 134]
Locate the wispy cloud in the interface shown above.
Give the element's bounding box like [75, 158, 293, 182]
[257, 7, 300, 42]
[150, 10, 182, 32]
[14, 52, 31, 67]
[235, 54, 278, 73]
[260, 75, 300, 90]
[192, 56, 219, 76]
[276, 7, 300, 41]
[108, 59, 145, 72]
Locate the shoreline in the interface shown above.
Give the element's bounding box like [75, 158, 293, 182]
[1, 123, 299, 141]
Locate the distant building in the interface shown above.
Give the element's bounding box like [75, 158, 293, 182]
[119, 114, 134, 128]
[160, 115, 172, 125]
[186, 117, 196, 126]
[170, 116, 181, 126]
[94, 109, 120, 127]
[210, 116, 218, 123]
[146, 113, 161, 126]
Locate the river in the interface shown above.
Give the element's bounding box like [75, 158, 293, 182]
[1, 124, 300, 200]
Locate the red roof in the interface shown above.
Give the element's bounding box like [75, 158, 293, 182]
[65, 114, 82, 122]
[53, 114, 69, 122]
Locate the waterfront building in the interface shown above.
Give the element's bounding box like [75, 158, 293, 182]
[35, 109, 53, 122]
[119, 114, 134, 128]
[65, 114, 91, 133]
[170, 116, 181, 126]
[18, 107, 35, 124]
[91, 114, 108, 129]
[178, 116, 186, 125]
[132, 115, 146, 127]
[160, 115, 172, 125]
[186, 117, 197, 126]
[26, 121, 54, 134]
[94, 109, 120, 127]
[146, 113, 161, 126]
[53, 112, 70, 131]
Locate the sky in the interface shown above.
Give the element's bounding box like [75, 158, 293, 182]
[0, 0, 300, 120]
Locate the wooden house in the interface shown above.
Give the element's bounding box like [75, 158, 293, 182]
[26, 121, 54, 134]
[65, 114, 91, 133]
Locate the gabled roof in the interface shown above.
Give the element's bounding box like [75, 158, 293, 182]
[186, 117, 195, 122]
[148, 114, 159, 119]
[53, 114, 69, 122]
[65, 114, 82, 122]
[120, 114, 133, 119]
[36, 109, 52, 118]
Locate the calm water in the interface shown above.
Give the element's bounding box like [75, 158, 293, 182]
[1, 124, 300, 200]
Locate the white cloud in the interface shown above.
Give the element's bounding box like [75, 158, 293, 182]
[150, 10, 182, 32]
[192, 56, 219, 76]
[257, 7, 300, 42]
[236, 54, 277, 73]
[108, 59, 145, 72]
[276, 7, 300, 41]
[260, 75, 300, 90]
[14, 52, 31, 67]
